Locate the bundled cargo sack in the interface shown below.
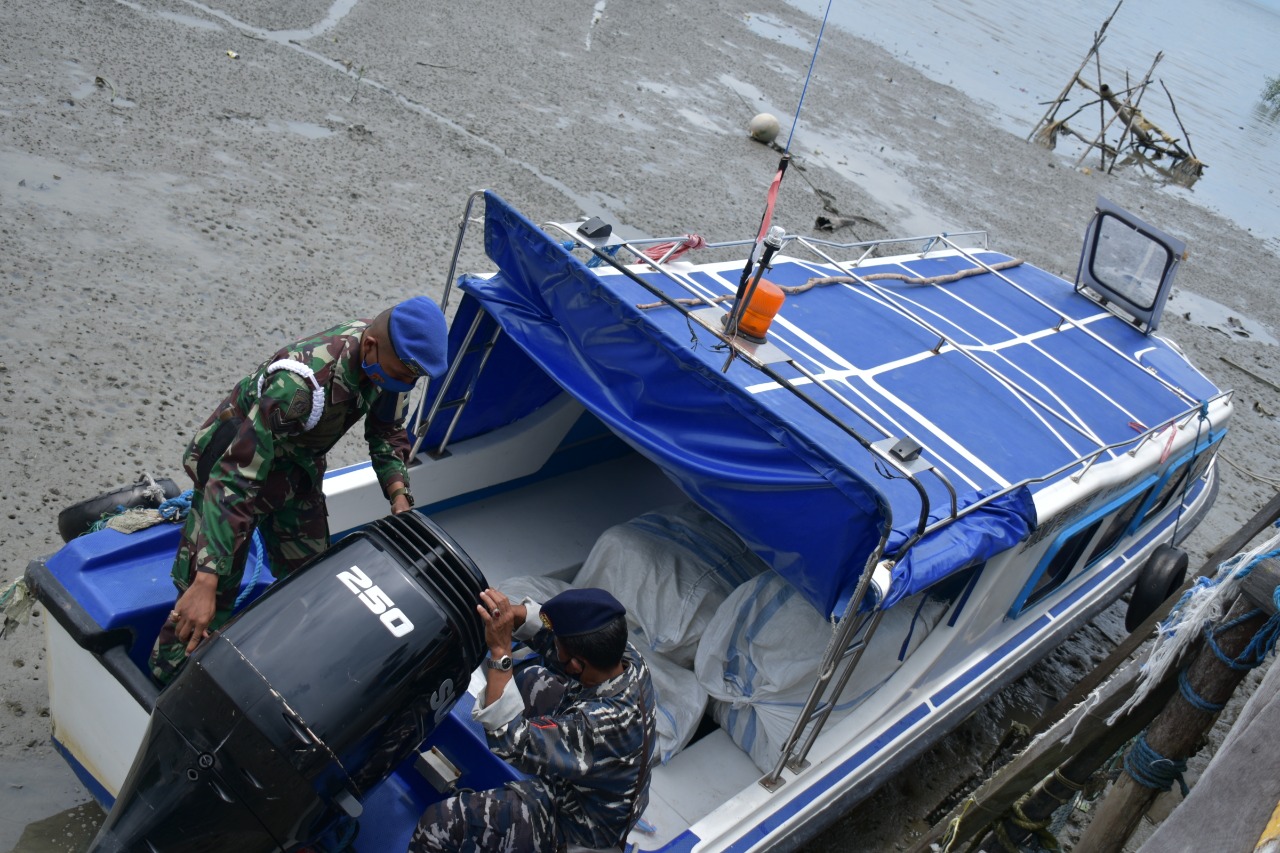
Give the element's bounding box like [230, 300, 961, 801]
[499, 576, 708, 763]
[498, 574, 574, 608]
[695, 572, 947, 772]
[631, 628, 708, 763]
[576, 502, 768, 668]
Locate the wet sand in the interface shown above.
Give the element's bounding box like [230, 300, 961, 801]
[2, 0, 1279, 850]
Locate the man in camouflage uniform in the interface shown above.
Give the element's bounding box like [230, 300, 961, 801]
[409, 587, 657, 852]
[150, 297, 449, 684]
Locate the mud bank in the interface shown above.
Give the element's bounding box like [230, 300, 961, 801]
[2, 0, 1278, 849]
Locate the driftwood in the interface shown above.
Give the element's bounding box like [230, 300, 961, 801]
[1030, 1, 1205, 185]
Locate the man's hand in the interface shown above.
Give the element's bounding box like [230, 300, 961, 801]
[477, 588, 526, 707]
[173, 572, 218, 654]
[390, 493, 412, 515]
[477, 588, 525, 657]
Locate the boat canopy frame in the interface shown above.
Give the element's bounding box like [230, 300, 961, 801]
[412, 190, 1230, 788]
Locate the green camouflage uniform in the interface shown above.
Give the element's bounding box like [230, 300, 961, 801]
[150, 319, 413, 683]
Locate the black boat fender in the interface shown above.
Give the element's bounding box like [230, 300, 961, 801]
[56, 474, 183, 542]
[1125, 543, 1189, 632]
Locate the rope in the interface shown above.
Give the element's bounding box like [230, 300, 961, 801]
[937, 796, 976, 852]
[1203, 609, 1280, 670]
[0, 577, 33, 640]
[0, 579, 23, 609]
[991, 793, 1060, 852]
[640, 234, 707, 264]
[159, 490, 193, 521]
[636, 259, 1024, 310]
[137, 473, 167, 504]
[1124, 732, 1189, 796]
[257, 359, 326, 431]
[85, 487, 193, 534]
[1108, 528, 1280, 725]
[1169, 401, 1210, 543]
[234, 529, 266, 612]
[1177, 667, 1226, 713]
[1219, 453, 1280, 490]
[585, 243, 623, 268]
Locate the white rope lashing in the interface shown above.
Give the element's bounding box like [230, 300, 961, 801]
[257, 359, 326, 432]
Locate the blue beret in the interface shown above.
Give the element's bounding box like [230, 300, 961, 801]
[388, 297, 448, 379]
[540, 588, 626, 638]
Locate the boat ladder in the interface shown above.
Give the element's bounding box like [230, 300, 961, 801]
[410, 307, 504, 459]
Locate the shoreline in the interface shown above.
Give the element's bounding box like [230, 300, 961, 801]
[2, 1, 1278, 849]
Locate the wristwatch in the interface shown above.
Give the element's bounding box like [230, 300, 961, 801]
[388, 486, 414, 506]
[486, 654, 513, 672]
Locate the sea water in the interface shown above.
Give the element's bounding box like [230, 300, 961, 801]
[785, 0, 1280, 250]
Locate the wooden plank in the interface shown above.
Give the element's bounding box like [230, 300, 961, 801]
[1074, 597, 1268, 852]
[1028, 488, 1280, 741]
[912, 489, 1280, 852]
[1240, 557, 1280, 616]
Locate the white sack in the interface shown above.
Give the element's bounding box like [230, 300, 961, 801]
[632, 627, 708, 764]
[695, 572, 947, 772]
[576, 502, 768, 668]
[498, 576, 707, 764]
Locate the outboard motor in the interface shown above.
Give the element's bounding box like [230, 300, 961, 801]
[90, 512, 488, 852]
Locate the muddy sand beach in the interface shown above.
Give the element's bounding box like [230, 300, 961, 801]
[2, 0, 1279, 849]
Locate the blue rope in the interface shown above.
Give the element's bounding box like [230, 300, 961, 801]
[1125, 733, 1189, 796]
[1177, 667, 1225, 713]
[782, 0, 834, 153]
[234, 529, 266, 612]
[1202, 609, 1280, 671]
[585, 244, 622, 268]
[158, 490, 193, 521]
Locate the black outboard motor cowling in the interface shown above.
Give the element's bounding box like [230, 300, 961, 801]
[91, 512, 488, 852]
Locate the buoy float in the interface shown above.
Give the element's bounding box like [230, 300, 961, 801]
[749, 113, 780, 144]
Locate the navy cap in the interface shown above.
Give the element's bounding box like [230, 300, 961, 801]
[540, 588, 626, 638]
[388, 297, 448, 379]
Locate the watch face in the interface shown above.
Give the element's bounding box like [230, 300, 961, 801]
[489, 655, 512, 671]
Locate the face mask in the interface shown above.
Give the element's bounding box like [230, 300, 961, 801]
[362, 359, 417, 394]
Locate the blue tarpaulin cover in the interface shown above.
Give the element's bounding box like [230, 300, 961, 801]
[451, 192, 1217, 617]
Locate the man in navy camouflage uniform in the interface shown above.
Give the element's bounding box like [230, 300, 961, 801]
[409, 587, 657, 852]
[150, 297, 449, 684]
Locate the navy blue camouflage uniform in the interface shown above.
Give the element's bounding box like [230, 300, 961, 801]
[409, 603, 657, 852]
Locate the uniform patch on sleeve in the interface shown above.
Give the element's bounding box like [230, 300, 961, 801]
[284, 388, 313, 423]
[264, 386, 313, 435]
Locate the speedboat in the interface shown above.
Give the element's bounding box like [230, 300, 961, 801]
[26, 190, 1229, 851]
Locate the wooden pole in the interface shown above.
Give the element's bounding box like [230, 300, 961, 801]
[966, 674, 1178, 852]
[987, 558, 1280, 852]
[1028, 488, 1280, 741]
[912, 490, 1280, 852]
[1073, 595, 1271, 853]
[1240, 557, 1280, 616]
[1027, 0, 1123, 141]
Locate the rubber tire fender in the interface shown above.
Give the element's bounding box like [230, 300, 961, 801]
[1125, 543, 1189, 633]
[57, 476, 184, 542]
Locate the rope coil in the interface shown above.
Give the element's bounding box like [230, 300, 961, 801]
[1177, 667, 1226, 713]
[1124, 733, 1189, 796]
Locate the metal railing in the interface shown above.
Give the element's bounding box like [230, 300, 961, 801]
[417, 192, 1232, 788]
